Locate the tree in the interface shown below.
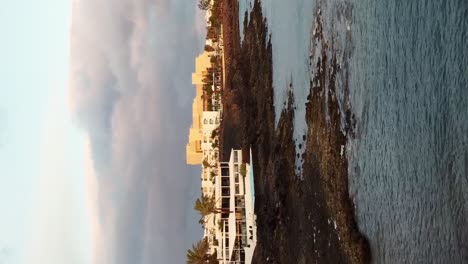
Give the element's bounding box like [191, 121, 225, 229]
[207, 251, 218, 264]
[209, 15, 220, 29]
[204, 45, 215, 52]
[211, 139, 219, 149]
[210, 170, 217, 179]
[210, 55, 218, 64]
[206, 26, 218, 41]
[202, 77, 213, 86]
[210, 128, 219, 139]
[186, 238, 219, 264]
[194, 194, 231, 220]
[202, 158, 217, 169]
[197, 0, 211, 11]
[198, 218, 207, 227]
[203, 83, 213, 93]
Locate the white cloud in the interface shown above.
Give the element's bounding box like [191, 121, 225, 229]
[69, 0, 205, 263]
[27, 84, 90, 264]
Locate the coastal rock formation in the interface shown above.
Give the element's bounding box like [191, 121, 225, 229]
[220, 0, 370, 263]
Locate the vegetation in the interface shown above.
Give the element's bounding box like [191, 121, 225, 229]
[203, 83, 213, 95]
[211, 139, 219, 149]
[186, 238, 219, 264]
[210, 170, 217, 180]
[204, 45, 215, 52]
[206, 27, 219, 42]
[197, 0, 211, 11]
[202, 158, 217, 169]
[210, 55, 221, 64]
[188, 0, 229, 261]
[208, 15, 220, 29]
[198, 218, 207, 227]
[211, 127, 219, 139]
[240, 163, 246, 177]
[194, 194, 231, 220]
[199, 0, 222, 42]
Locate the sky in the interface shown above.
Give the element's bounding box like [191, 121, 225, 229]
[0, 0, 205, 263]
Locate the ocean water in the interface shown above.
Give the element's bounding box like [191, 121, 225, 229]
[347, 1, 468, 263]
[239, 0, 468, 263]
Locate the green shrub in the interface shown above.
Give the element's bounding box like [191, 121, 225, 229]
[240, 163, 246, 177]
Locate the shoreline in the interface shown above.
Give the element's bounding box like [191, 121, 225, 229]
[219, 0, 370, 263]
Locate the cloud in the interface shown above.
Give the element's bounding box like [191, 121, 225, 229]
[27, 87, 90, 264]
[68, 0, 204, 263]
[0, 246, 12, 259]
[0, 107, 6, 148]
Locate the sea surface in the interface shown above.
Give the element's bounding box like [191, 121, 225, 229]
[239, 0, 468, 263]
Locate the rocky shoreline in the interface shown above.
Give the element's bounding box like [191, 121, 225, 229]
[220, 0, 370, 263]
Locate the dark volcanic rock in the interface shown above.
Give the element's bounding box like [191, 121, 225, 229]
[220, 0, 370, 263]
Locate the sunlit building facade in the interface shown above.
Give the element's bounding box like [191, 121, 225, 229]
[204, 149, 257, 264]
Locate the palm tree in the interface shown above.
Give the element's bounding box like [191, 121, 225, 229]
[186, 238, 219, 264]
[194, 194, 231, 219]
[197, 0, 211, 11]
[207, 251, 218, 264]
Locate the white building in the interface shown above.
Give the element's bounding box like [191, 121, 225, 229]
[202, 111, 219, 129]
[205, 149, 257, 264]
[201, 112, 220, 165]
[198, 111, 220, 198]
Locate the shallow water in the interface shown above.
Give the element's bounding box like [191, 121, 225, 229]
[239, 0, 317, 176]
[239, 0, 468, 262]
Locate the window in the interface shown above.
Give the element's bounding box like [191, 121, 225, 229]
[222, 198, 229, 209]
[215, 118, 219, 124]
[221, 177, 230, 187]
[210, 119, 213, 124]
[204, 119, 207, 124]
[235, 197, 244, 208]
[233, 151, 238, 162]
